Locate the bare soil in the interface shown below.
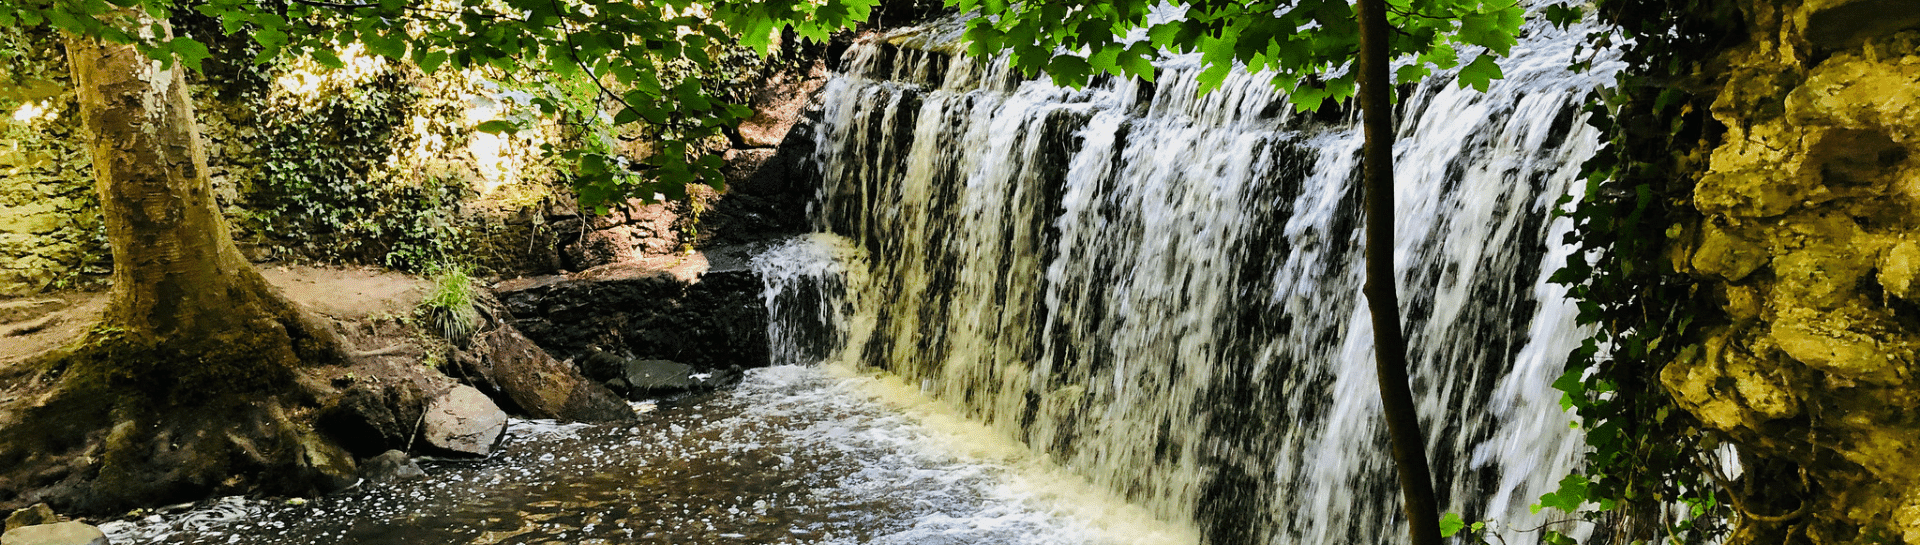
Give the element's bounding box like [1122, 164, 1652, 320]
[0, 265, 432, 367]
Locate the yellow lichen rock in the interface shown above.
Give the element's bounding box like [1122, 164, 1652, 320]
[1662, 328, 1803, 434]
[1674, 5, 1920, 540]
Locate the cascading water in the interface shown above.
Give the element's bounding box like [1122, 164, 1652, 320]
[779, 17, 1624, 545]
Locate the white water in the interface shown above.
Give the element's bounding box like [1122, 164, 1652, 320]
[787, 18, 1622, 545]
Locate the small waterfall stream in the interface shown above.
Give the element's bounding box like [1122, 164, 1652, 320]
[787, 18, 1622, 545]
[89, 17, 1626, 545]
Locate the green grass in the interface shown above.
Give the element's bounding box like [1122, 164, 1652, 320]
[421, 266, 479, 342]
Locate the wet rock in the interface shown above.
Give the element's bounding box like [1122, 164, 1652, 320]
[318, 382, 427, 458]
[622, 359, 699, 393]
[0, 522, 107, 545]
[698, 122, 821, 248]
[451, 312, 634, 423]
[4, 504, 55, 532]
[497, 262, 770, 372]
[581, 348, 743, 399]
[421, 386, 508, 457]
[358, 450, 425, 483]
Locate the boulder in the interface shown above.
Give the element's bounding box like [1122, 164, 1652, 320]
[0, 522, 107, 545]
[317, 382, 427, 458]
[421, 385, 508, 457]
[358, 450, 425, 483]
[451, 316, 634, 423]
[4, 505, 55, 532]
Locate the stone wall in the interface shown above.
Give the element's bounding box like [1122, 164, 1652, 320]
[1664, 1, 1920, 541]
[0, 106, 103, 296]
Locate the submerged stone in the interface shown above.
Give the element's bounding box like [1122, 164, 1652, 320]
[358, 450, 425, 483]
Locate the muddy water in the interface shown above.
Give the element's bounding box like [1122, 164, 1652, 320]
[102, 365, 1196, 545]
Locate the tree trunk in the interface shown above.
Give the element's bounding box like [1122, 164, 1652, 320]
[1353, 0, 1445, 544]
[66, 14, 338, 378]
[0, 15, 355, 512]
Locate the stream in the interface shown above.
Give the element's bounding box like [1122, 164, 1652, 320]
[101, 362, 1197, 545]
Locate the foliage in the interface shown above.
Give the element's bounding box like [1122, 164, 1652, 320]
[233, 60, 479, 270]
[1539, 0, 1744, 542]
[0, 0, 878, 211]
[953, 0, 1536, 109]
[421, 264, 480, 341]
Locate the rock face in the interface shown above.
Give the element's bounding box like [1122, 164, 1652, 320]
[0, 522, 107, 545]
[421, 385, 508, 457]
[496, 261, 770, 372]
[451, 300, 635, 423]
[1668, 4, 1920, 542]
[1799, 0, 1920, 48]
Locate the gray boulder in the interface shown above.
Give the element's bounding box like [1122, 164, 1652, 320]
[0, 522, 108, 545]
[421, 385, 507, 457]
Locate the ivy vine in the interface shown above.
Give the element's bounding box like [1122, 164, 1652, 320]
[1537, 0, 1746, 543]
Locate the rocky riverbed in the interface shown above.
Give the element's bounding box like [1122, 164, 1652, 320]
[96, 365, 1197, 545]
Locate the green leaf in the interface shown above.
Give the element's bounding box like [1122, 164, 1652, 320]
[1047, 55, 1091, 88]
[1119, 44, 1156, 81]
[1439, 512, 1466, 538]
[474, 120, 518, 134]
[310, 47, 344, 69]
[1544, 4, 1584, 28]
[415, 48, 447, 74]
[1457, 54, 1503, 92]
[168, 37, 210, 72]
[362, 31, 407, 60]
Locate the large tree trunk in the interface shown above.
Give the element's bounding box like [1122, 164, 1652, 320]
[0, 14, 356, 513]
[1353, 0, 1445, 544]
[68, 14, 335, 378]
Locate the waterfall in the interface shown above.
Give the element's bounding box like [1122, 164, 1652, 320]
[762, 18, 1623, 545]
